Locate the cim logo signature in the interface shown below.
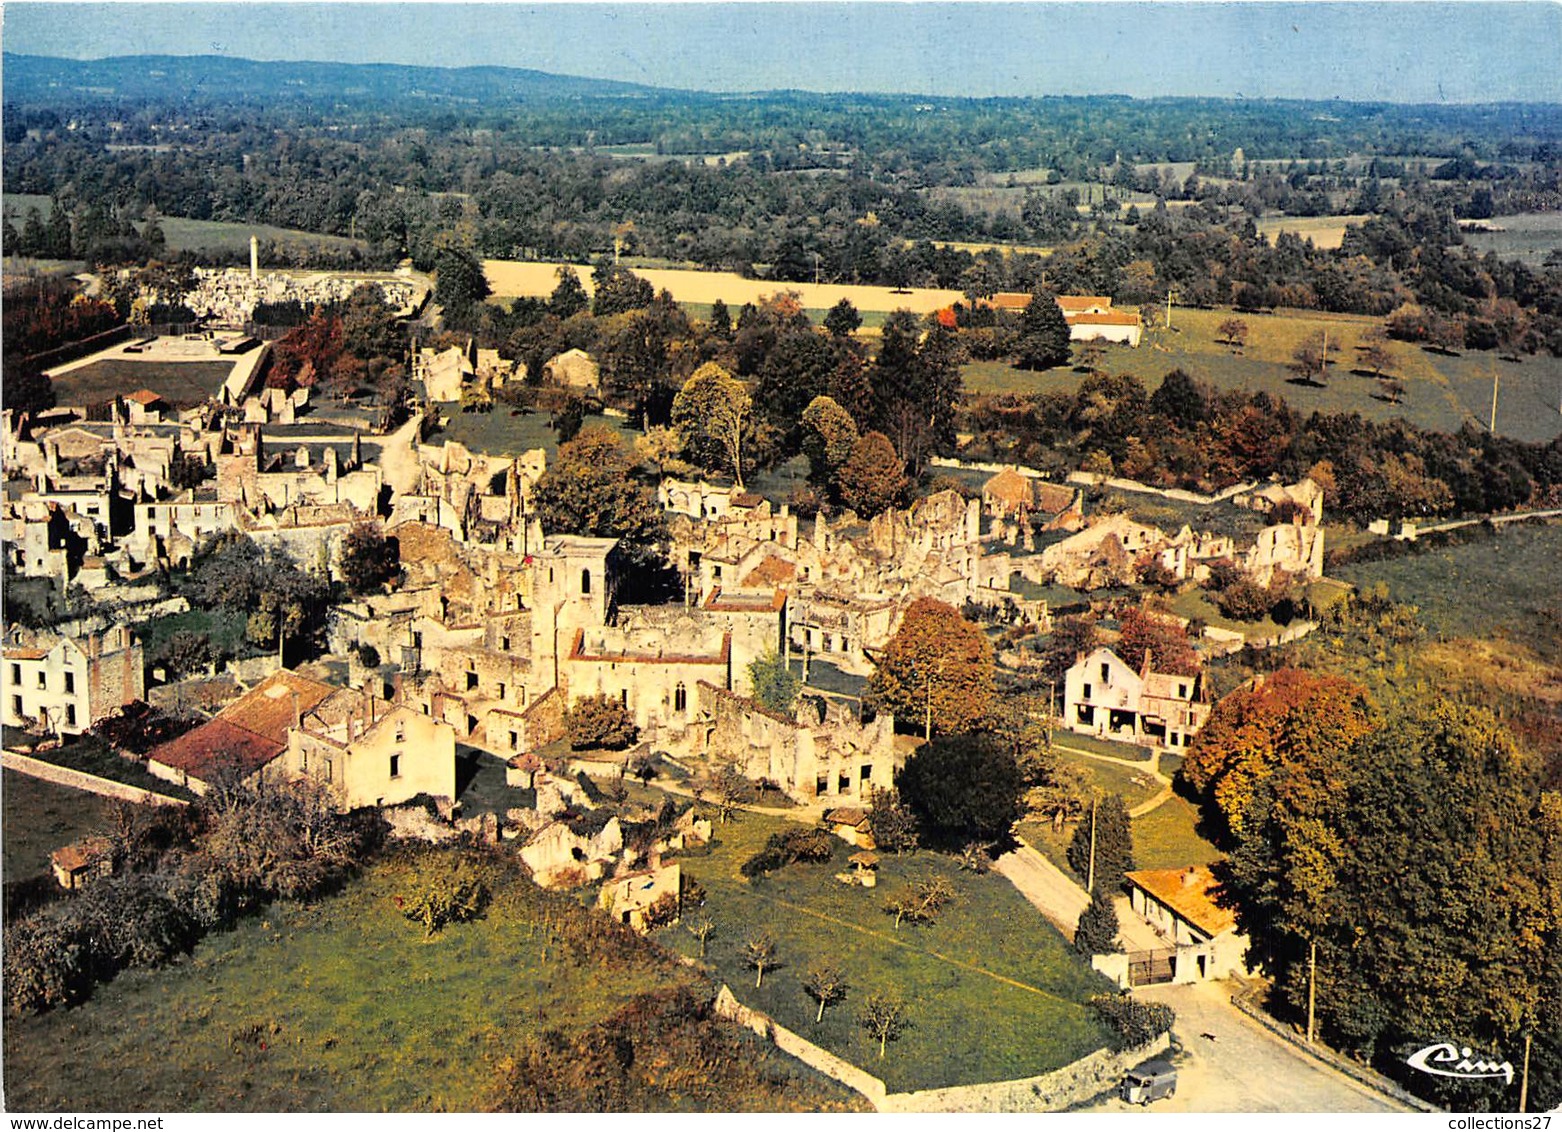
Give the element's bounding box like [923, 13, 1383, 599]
[1406, 1043, 1515, 1085]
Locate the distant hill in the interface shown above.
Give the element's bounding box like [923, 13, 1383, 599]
[1, 53, 670, 106]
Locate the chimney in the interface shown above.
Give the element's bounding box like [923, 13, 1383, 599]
[291, 690, 301, 733]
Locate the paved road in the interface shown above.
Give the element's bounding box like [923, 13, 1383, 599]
[994, 840, 1089, 936]
[1077, 981, 1409, 1113]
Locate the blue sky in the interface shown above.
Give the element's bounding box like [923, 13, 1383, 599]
[4, 2, 1560, 102]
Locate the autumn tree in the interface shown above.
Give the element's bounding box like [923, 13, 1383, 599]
[895, 733, 1024, 848]
[857, 994, 909, 1059]
[1115, 607, 1200, 676]
[1181, 668, 1375, 841]
[1289, 329, 1337, 385]
[740, 932, 778, 988]
[834, 430, 906, 518]
[799, 395, 859, 486]
[864, 786, 919, 854]
[1014, 290, 1072, 370]
[564, 693, 639, 751]
[532, 426, 668, 556]
[671, 362, 751, 488]
[802, 964, 849, 1023]
[868, 597, 994, 736]
[1217, 318, 1249, 349]
[2, 357, 56, 418]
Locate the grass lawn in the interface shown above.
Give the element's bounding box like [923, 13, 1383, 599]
[654, 808, 1115, 1092]
[1, 849, 703, 1111]
[1165, 588, 1291, 642]
[48, 359, 237, 409]
[20, 736, 197, 801]
[963, 307, 1562, 445]
[429, 403, 637, 462]
[135, 608, 252, 665]
[1, 769, 115, 884]
[1051, 731, 1155, 767]
[1131, 791, 1225, 872]
[1332, 519, 1562, 663]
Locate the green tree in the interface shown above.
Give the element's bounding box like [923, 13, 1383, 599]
[799, 395, 859, 486]
[434, 247, 490, 313]
[1014, 290, 1072, 370]
[1068, 793, 1135, 892]
[747, 650, 801, 716]
[2, 357, 56, 418]
[533, 426, 668, 554]
[338, 523, 401, 594]
[823, 298, 862, 338]
[895, 733, 1024, 847]
[549, 266, 589, 318]
[591, 263, 654, 317]
[670, 362, 752, 488]
[864, 786, 919, 854]
[564, 693, 639, 750]
[868, 597, 994, 736]
[834, 430, 905, 518]
[1074, 886, 1122, 955]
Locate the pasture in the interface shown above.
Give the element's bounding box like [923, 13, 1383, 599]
[3, 194, 366, 258]
[1, 847, 854, 1111]
[651, 807, 1115, 1092]
[1463, 212, 1562, 268]
[483, 258, 965, 315]
[1, 770, 115, 884]
[1252, 215, 1371, 250]
[965, 306, 1562, 444]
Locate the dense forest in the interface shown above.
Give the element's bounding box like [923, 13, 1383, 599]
[6, 53, 1562, 354]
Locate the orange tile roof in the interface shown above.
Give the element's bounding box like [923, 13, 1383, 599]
[52, 835, 113, 874]
[1066, 310, 1141, 327]
[989, 292, 1033, 310]
[1125, 865, 1236, 937]
[740, 555, 798, 588]
[216, 670, 338, 745]
[3, 648, 52, 660]
[1057, 295, 1113, 311]
[126, 389, 166, 405]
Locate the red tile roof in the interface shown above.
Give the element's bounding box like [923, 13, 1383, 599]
[148, 717, 285, 782]
[126, 389, 167, 406]
[216, 670, 337, 745]
[1066, 310, 1141, 327]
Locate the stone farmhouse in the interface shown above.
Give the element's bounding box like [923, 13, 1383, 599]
[282, 685, 457, 808]
[541, 348, 601, 390]
[413, 338, 516, 403]
[1062, 645, 1210, 751]
[3, 624, 145, 735]
[1122, 865, 1253, 983]
[984, 293, 1143, 346]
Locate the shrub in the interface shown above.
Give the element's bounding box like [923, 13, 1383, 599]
[739, 827, 836, 878]
[1090, 992, 1176, 1050]
[397, 862, 491, 936]
[1215, 578, 1273, 621]
[564, 693, 639, 750]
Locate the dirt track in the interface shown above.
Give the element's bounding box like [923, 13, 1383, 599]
[483, 259, 965, 314]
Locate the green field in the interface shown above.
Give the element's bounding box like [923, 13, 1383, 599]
[1, 770, 115, 884]
[50, 358, 237, 408]
[1130, 792, 1225, 872]
[3, 194, 366, 258]
[965, 306, 1562, 444]
[1333, 520, 1562, 662]
[3, 848, 756, 1111]
[1463, 212, 1562, 268]
[428, 403, 637, 462]
[652, 809, 1115, 1092]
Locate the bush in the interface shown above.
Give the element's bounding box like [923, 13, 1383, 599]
[1090, 992, 1175, 1050]
[564, 693, 639, 751]
[1215, 578, 1273, 622]
[739, 827, 837, 878]
[397, 862, 490, 936]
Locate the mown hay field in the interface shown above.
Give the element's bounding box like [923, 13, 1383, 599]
[483, 259, 965, 314]
[47, 358, 237, 409]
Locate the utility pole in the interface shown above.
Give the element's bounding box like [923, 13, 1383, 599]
[1490, 367, 1501, 432]
[924, 669, 933, 741]
[1519, 1029, 1531, 1113]
[1086, 793, 1098, 893]
[1165, 288, 1179, 331]
[1306, 937, 1317, 1044]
